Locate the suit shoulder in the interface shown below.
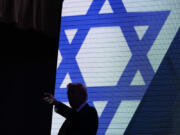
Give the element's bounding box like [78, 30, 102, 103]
[89, 106, 96, 111]
[87, 105, 98, 115]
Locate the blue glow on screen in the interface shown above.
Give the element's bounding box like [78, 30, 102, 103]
[51, 0, 180, 135]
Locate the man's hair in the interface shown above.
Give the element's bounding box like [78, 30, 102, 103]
[67, 83, 88, 101]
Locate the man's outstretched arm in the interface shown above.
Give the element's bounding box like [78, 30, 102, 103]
[43, 93, 74, 119]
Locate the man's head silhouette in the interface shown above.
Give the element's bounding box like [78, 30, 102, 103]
[67, 83, 88, 109]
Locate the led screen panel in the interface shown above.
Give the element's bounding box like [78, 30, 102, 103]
[51, 0, 180, 135]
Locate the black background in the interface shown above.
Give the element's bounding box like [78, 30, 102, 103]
[0, 1, 62, 134]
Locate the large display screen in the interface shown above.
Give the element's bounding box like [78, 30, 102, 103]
[51, 0, 180, 135]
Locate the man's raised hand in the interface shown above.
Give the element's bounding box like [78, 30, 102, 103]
[43, 93, 55, 104]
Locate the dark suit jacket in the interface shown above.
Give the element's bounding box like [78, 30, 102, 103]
[54, 102, 98, 135]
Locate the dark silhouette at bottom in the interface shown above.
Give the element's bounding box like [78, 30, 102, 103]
[44, 83, 98, 135]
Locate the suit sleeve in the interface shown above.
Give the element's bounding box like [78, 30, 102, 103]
[54, 101, 76, 120]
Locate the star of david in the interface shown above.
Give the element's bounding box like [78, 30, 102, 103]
[55, 0, 169, 134]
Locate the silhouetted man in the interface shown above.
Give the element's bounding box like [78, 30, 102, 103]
[44, 83, 98, 135]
